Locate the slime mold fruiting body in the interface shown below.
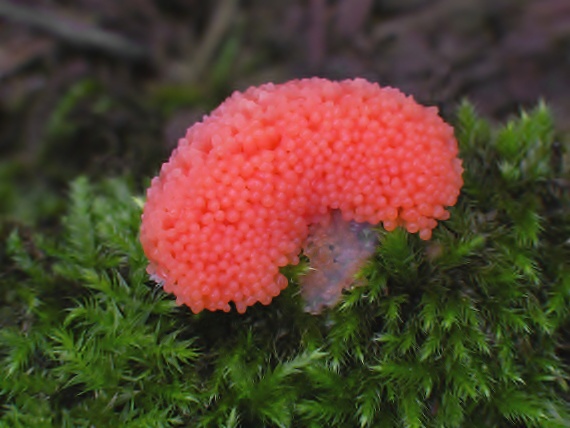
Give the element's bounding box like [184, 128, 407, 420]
[140, 78, 463, 313]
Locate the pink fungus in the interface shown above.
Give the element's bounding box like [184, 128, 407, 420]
[140, 78, 463, 314]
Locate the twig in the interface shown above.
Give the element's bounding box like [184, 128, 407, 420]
[168, 0, 238, 82]
[0, 1, 149, 62]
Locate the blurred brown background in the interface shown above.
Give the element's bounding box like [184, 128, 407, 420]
[0, 0, 568, 223]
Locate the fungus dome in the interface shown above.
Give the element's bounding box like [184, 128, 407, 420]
[140, 78, 463, 314]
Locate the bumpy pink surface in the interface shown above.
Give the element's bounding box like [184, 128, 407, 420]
[140, 78, 463, 313]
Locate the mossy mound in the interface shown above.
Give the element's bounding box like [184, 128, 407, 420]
[1, 102, 569, 427]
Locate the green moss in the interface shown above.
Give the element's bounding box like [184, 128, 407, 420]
[1, 103, 569, 427]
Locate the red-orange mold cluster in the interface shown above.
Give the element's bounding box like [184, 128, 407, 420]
[140, 78, 463, 313]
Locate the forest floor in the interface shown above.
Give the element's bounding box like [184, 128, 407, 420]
[0, 0, 569, 226]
